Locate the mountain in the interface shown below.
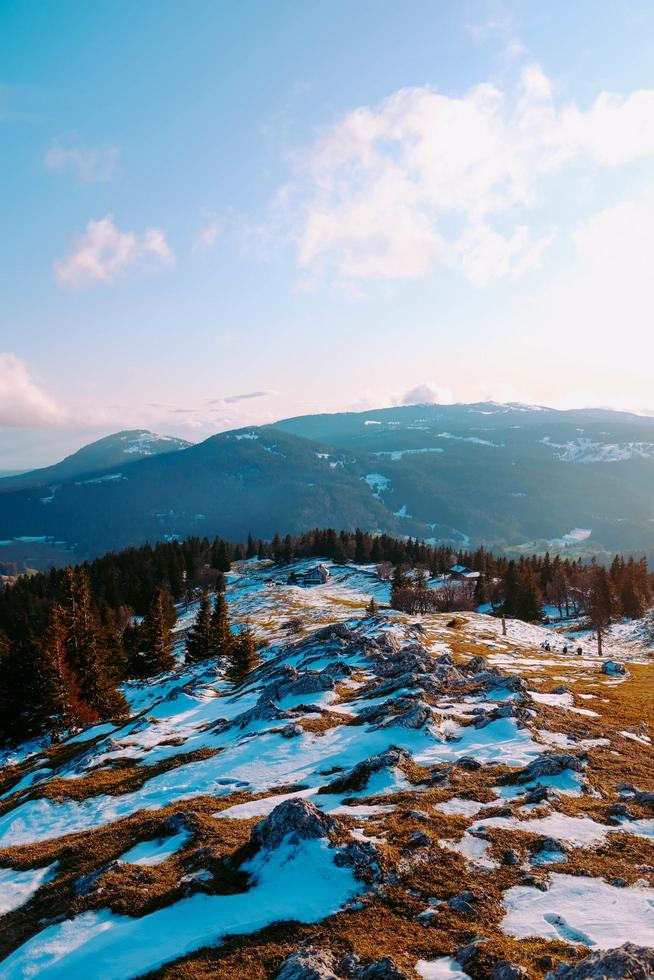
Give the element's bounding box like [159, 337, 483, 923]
[0, 430, 192, 492]
[0, 427, 399, 563]
[2, 403, 654, 566]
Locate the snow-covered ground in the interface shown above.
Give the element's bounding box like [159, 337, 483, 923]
[0, 558, 652, 978]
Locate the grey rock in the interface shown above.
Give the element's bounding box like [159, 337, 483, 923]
[508, 752, 584, 784]
[449, 890, 477, 914]
[281, 723, 304, 738]
[318, 746, 410, 795]
[276, 948, 340, 980]
[546, 943, 654, 978]
[358, 958, 409, 980]
[228, 696, 287, 730]
[407, 831, 431, 849]
[491, 963, 528, 980]
[252, 799, 338, 851]
[376, 700, 432, 730]
[333, 840, 380, 882]
[502, 848, 521, 866]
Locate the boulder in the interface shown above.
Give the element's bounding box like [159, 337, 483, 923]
[276, 949, 340, 980]
[281, 723, 304, 738]
[319, 747, 410, 795]
[376, 700, 432, 730]
[252, 799, 338, 851]
[228, 697, 287, 730]
[276, 951, 409, 980]
[491, 963, 528, 980]
[333, 840, 380, 882]
[546, 943, 654, 978]
[506, 752, 584, 784]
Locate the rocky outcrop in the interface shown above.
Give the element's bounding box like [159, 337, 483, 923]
[318, 747, 410, 794]
[491, 963, 528, 980]
[503, 752, 584, 784]
[277, 949, 340, 980]
[226, 696, 288, 730]
[276, 949, 409, 980]
[251, 799, 338, 851]
[547, 943, 654, 978]
[376, 700, 432, 730]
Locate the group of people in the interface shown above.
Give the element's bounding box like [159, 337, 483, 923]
[540, 639, 584, 655]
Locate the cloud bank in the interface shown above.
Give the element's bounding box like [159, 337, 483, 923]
[279, 65, 654, 286]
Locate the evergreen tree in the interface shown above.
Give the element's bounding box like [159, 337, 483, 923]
[210, 591, 233, 660]
[588, 566, 615, 655]
[366, 596, 379, 617]
[139, 588, 175, 676]
[185, 591, 213, 662]
[514, 568, 543, 622]
[63, 568, 127, 719]
[39, 603, 92, 736]
[225, 628, 259, 687]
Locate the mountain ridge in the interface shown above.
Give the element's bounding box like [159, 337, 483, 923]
[2, 404, 654, 566]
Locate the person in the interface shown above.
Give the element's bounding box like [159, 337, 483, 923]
[577, 646, 583, 655]
[562, 644, 568, 654]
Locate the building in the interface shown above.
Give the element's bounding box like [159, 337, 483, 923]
[298, 563, 331, 586]
[449, 564, 480, 581]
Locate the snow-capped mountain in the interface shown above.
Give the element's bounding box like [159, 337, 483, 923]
[2, 404, 654, 565]
[0, 430, 192, 492]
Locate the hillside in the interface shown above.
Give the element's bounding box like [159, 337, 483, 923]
[0, 560, 652, 978]
[2, 404, 654, 566]
[0, 431, 192, 492]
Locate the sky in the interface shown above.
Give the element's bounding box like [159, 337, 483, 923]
[2, 0, 654, 468]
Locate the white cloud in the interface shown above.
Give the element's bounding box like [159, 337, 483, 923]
[194, 217, 221, 251]
[526, 185, 654, 379]
[55, 215, 174, 288]
[0, 353, 63, 426]
[45, 137, 121, 183]
[400, 383, 453, 406]
[279, 66, 654, 286]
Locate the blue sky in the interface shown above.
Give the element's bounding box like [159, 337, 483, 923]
[2, 0, 654, 467]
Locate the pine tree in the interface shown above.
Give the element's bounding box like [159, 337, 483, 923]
[588, 566, 615, 655]
[366, 596, 379, 617]
[515, 568, 543, 622]
[185, 591, 213, 662]
[140, 588, 175, 676]
[225, 628, 259, 687]
[210, 591, 232, 660]
[39, 603, 93, 736]
[63, 568, 127, 719]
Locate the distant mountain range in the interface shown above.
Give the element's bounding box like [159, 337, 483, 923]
[2, 404, 654, 567]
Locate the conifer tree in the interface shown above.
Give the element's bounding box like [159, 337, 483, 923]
[210, 591, 232, 660]
[366, 596, 379, 617]
[185, 591, 213, 662]
[63, 568, 127, 719]
[140, 588, 176, 676]
[39, 603, 92, 736]
[225, 628, 260, 687]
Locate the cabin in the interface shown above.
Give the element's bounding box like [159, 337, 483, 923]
[449, 564, 480, 581]
[298, 563, 331, 586]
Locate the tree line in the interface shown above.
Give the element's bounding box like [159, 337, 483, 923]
[0, 527, 651, 744]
